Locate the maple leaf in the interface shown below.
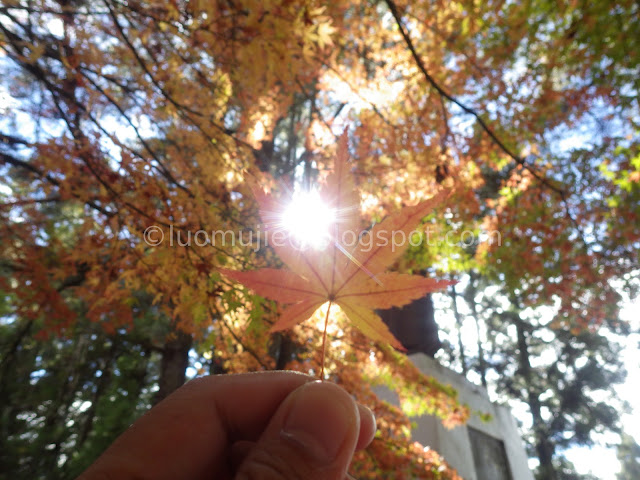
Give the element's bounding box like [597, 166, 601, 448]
[316, 22, 336, 49]
[221, 133, 453, 358]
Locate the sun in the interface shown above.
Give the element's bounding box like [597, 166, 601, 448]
[281, 190, 335, 250]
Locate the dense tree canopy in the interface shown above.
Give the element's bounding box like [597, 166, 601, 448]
[1, 0, 638, 478]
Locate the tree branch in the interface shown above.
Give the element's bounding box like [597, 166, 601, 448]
[384, 0, 561, 192]
[384, 0, 589, 244]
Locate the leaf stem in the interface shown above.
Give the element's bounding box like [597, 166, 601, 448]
[320, 301, 332, 380]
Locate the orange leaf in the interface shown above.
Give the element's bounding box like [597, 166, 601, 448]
[219, 267, 324, 303]
[221, 133, 452, 351]
[272, 299, 325, 332]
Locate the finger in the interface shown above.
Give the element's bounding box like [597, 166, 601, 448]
[230, 404, 376, 469]
[230, 440, 255, 471]
[235, 380, 360, 480]
[355, 404, 376, 450]
[78, 371, 314, 480]
[77, 372, 377, 480]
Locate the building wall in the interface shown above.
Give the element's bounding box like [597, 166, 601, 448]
[375, 353, 534, 480]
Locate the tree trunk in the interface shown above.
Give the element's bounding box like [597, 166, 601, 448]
[154, 330, 192, 404]
[450, 285, 468, 376]
[466, 274, 487, 389]
[515, 316, 557, 480]
[276, 334, 297, 370]
[0, 318, 33, 394]
[77, 340, 117, 446]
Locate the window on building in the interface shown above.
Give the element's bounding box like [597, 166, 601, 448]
[468, 426, 513, 480]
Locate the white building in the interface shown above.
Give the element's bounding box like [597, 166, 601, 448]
[377, 352, 534, 480]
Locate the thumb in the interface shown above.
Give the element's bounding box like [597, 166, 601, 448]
[235, 380, 360, 480]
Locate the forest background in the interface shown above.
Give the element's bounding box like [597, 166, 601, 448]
[1, 0, 639, 479]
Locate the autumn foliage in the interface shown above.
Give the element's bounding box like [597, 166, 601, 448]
[1, 0, 639, 478]
[221, 134, 454, 356]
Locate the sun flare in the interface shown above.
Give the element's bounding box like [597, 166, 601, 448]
[281, 190, 334, 249]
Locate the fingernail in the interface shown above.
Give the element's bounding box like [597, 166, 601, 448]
[359, 404, 376, 429]
[281, 381, 356, 463]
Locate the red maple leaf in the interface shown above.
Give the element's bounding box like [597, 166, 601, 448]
[221, 134, 453, 373]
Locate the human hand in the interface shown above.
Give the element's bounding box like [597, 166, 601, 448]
[77, 371, 376, 479]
